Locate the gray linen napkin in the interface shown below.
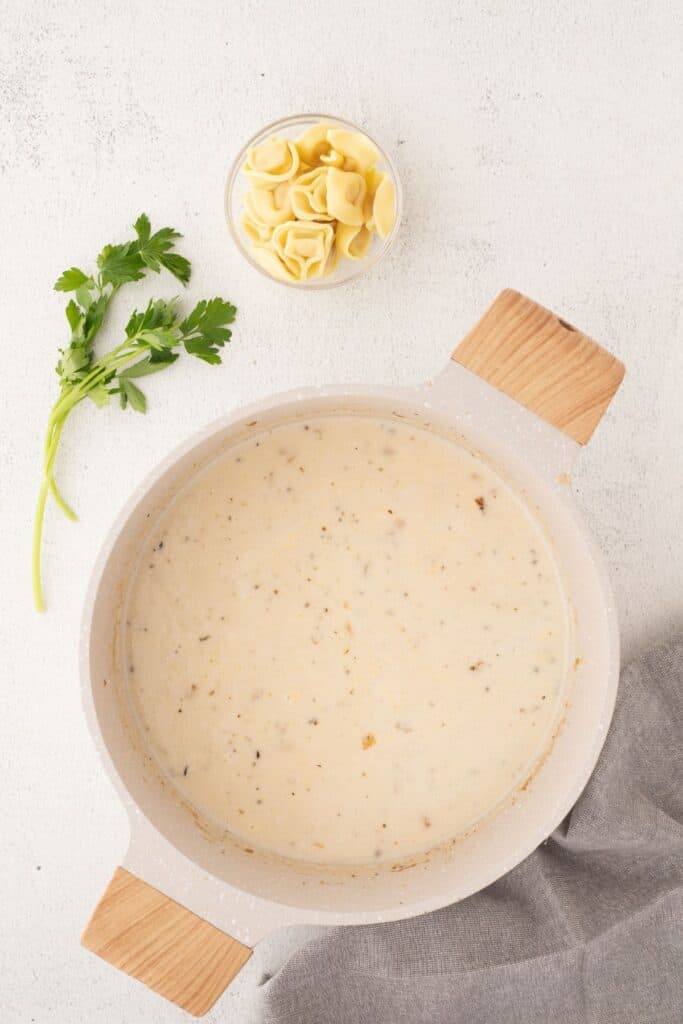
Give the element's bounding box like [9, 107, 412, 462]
[258, 638, 683, 1023]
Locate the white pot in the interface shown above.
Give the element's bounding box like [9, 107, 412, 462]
[80, 290, 624, 1015]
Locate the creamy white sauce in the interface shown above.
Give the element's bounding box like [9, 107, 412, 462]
[124, 415, 569, 865]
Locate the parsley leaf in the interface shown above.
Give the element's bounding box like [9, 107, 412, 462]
[118, 352, 180, 378]
[131, 215, 191, 283]
[97, 242, 146, 286]
[64, 300, 83, 331]
[55, 267, 92, 292]
[134, 213, 151, 245]
[97, 214, 192, 288]
[157, 251, 191, 285]
[118, 377, 148, 413]
[179, 298, 237, 364]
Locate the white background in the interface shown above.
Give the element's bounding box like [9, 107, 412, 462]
[1, 1, 681, 1021]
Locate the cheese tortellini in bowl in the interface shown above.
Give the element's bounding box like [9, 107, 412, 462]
[226, 115, 401, 287]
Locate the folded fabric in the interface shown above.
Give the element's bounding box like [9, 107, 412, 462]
[257, 638, 683, 1024]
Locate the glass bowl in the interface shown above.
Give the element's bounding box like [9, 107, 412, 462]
[225, 113, 403, 289]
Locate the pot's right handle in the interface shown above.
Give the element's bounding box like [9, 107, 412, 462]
[81, 867, 252, 1016]
[453, 289, 625, 444]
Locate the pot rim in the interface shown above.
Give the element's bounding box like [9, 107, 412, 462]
[80, 372, 619, 932]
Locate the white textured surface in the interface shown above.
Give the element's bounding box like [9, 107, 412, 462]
[1, 1, 681, 1021]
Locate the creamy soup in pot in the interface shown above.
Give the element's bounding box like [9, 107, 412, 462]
[124, 415, 569, 865]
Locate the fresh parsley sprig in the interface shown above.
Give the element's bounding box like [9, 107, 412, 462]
[33, 216, 236, 612]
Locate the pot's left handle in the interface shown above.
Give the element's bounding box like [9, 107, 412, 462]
[81, 867, 252, 1017]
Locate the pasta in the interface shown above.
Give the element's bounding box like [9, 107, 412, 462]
[326, 128, 379, 172]
[239, 120, 397, 282]
[372, 175, 396, 239]
[252, 243, 296, 282]
[290, 167, 334, 221]
[244, 181, 293, 227]
[362, 167, 384, 227]
[319, 149, 346, 169]
[295, 122, 334, 165]
[241, 213, 272, 243]
[335, 222, 373, 260]
[272, 221, 334, 281]
[325, 168, 366, 226]
[243, 136, 300, 185]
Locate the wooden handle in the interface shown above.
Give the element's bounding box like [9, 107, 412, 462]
[81, 867, 252, 1016]
[452, 289, 624, 444]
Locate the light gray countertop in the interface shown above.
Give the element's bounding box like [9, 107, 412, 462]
[1, 1, 681, 1021]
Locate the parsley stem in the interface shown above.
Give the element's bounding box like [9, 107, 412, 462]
[34, 409, 77, 610]
[33, 341, 147, 610]
[54, 342, 142, 417]
[46, 415, 77, 520]
[34, 408, 75, 609]
[32, 479, 49, 613]
[49, 479, 77, 520]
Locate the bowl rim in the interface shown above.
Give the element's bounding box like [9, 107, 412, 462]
[224, 112, 403, 289]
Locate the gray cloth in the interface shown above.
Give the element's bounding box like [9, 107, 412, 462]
[258, 638, 683, 1023]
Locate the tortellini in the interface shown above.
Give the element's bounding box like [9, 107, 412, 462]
[239, 120, 397, 282]
[326, 168, 366, 226]
[319, 149, 345, 169]
[251, 242, 296, 282]
[326, 128, 379, 172]
[272, 221, 334, 280]
[335, 222, 373, 260]
[372, 176, 397, 239]
[291, 168, 334, 221]
[295, 122, 334, 165]
[242, 181, 293, 241]
[243, 137, 300, 185]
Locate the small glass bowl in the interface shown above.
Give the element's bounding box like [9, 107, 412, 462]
[225, 113, 403, 289]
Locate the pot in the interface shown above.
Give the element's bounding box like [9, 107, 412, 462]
[80, 289, 624, 1015]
